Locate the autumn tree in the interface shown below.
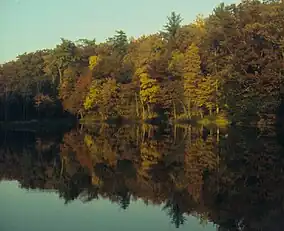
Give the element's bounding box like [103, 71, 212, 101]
[84, 78, 119, 119]
[137, 67, 160, 120]
[183, 43, 201, 118]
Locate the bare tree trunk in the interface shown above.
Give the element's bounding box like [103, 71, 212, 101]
[147, 104, 151, 118]
[215, 76, 219, 115]
[135, 93, 140, 118]
[174, 125, 177, 143]
[60, 157, 65, 178]
[142, 104, 146, 120]
[187, 100, 191, 119]
[173, 100, 177, 120]
[187, 125, 192, 147]
[200, 110, 203, 119]
[148, 125, 152, 139]
[136, 125, 140, 146]
[217, 127, 220, 143]
[178, 99, 187, 117]
[142, 124, 146, 143]
[58, 66, 63, 85]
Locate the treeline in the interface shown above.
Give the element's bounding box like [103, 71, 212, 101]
[1, 124, 284, 230]
[0, 0, 284, 124]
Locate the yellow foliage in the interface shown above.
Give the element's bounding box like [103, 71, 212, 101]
[183, 43, 204, 112]
[84, 78, 119, 118]
[92, 175, 100, 185]
[137, 68, 160, 105]
[83, 80, 102, 110]
[89, 55, 101, 70]
[195, 77, 216, 108]
[140, 141, 162, 159]
[84, 134, 95, 148]
[183, 43, 201, 75]
[194, 14, 205, 30]
[168, 50, 185, 76]
[101, 78, 119, 105]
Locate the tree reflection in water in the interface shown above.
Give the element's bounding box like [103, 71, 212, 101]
[0, 123, 284, 231]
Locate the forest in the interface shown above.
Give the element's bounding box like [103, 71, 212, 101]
[0, 0, 284, 126]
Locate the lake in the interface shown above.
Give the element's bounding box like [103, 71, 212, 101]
[0, 123, 284, 231]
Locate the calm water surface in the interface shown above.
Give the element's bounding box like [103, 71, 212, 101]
[1, 124, 284, 231]
[0, 181, 215, 231]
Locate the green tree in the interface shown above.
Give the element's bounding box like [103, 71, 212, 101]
[44, 38, 80, 85]
[107, 30, 128, 55]
[161, 12, 183, 43]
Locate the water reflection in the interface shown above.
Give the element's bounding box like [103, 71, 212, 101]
[0, 124, 284, 231]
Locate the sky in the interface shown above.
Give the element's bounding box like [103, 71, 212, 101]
[0, 0, 238, 64]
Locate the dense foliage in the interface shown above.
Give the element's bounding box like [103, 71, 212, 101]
[1, 0, 284, 125]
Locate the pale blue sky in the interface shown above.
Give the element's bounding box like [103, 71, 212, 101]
[0, 0, 237, 64]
